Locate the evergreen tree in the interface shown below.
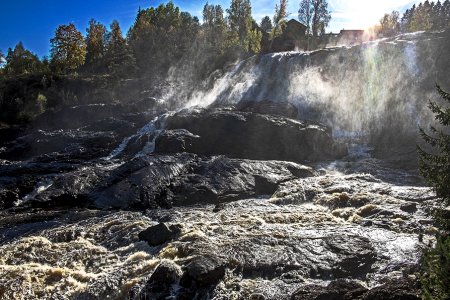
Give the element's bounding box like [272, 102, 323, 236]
[432, 1, 444, 29]
[299, 0, 313, 35]
[379, 11, 400, 37]
[260, 16, 273, 32]
[203, 3, 227, 54]
[127, 2, 199, 76]
[311, 0, 331, 37]
[418, 85, 450, 206]
[50, 23, 86, 73]
[418, 85, 450, 300]
[85, 19, 107, 71]
[226, 0, 260, 53]
[272, 0, 289, 38]
[444, 0, 450, 27]
[4, 42, 44, 76]
[410, 2, 433, 31]
[105, 20, 136, 78]
[401, 8, 411, 32]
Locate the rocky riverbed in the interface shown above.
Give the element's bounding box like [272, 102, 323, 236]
[0, 100, 437, 299]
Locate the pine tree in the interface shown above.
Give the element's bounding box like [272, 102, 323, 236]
[432, 1, 443, 29]
[227, 0, 260, 53]
[418, 85, 450, 300]
[444, 0, 450, 27]
[311, 0, 331, 37]
[260, 16, 273, 32]
[4, 42, 44, 75]
[299, 0, 313, 35]
[85, 19, 107, 72]
[418, 85, 450, 206]
[272, 0, 289, 38]
[105, 20, 136, 78]
[50, 23, 86, 73]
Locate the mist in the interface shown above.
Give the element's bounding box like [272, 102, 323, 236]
[160, 30, 449, 149]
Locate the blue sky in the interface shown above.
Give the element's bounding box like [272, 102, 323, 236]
[0, 0, 422, 58]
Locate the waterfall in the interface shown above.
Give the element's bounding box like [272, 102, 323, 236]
[171, 31, 447, 139]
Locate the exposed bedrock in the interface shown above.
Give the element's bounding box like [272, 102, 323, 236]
[0, 154, 314, 210]
[155, 107, 347, 162]
[0, 102, 162, 161]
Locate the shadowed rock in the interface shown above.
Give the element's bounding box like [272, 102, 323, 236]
[155, 108, 347, 163]
[138, 223, 181, 246]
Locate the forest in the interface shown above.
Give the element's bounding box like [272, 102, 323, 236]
[1, 0, 449, 125]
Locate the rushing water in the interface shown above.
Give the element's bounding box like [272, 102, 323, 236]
[0, 145, 437, 299]
[1, 31, 448, 299]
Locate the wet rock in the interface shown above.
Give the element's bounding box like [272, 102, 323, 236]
[154, 129, 200, 154]
[291, 280, 368, 300]
[1, 153, 314, 210]
[138, 223, 180, 246]
[160, 108, 347, 162]
[400, 203, 417, 214]
[92, 154, 195, 209]
[235, 100, 298, 119]
[181, 255, 226, 287]
[362, 278, 420, 300]
[31, 103, 155, 130]
[134, 260, 183, 299]
[169, 156, 314, 206]
[249, 293, 266, 300]
[0, 103, 158, 161]
[323, 235, 376, 278]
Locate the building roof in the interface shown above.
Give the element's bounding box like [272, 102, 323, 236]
[286, 19, 307, 29]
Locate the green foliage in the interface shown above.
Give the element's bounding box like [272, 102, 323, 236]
[104, 20, 137, 78]
[298, 0, 330, 39]
[248, 28, 263, 54]
[226, 0, 260, 53]
[4, 42, 45, 76]
[299, 0, 313, 35]
[85, 19, 107, 72]
[50, 23, 86, 73]
[127, 2, 199, 77]
[272, 0, 289, 38]
[418, 86, 450, 205]
[418, 85, 450, 300]
[199, 3, 229, 69]
[379, 11, 400, 37]
[401, 1, 450, 33]
[260, 16, 273, 32]
[421, 235, 450, 300]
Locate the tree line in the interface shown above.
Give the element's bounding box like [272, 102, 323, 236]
[378, 0, 450, 37]
[0, 0, 331, 80]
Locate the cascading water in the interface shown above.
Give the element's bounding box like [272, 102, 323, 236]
[1, 30, 448, 300]
[167, 31, 448, 140]
[105, 112, 173, 160]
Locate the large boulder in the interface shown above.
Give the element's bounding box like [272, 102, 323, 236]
[156, 108, 346, 162]
[138, 223, 181, 246]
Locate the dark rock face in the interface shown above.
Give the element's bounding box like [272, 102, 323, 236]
[138, 223, 181, 246]
[235, 100, 299, 119]
[291, 280, 368, 300]
[132, 260, 183, 300]
[181, 255, 226, 287]
[156, 108, 347, 162]
[154, 129, 200, 154]
[291, 278, 420, 300]
[0, 153, 314, 210]
[0, 103, 159, 161]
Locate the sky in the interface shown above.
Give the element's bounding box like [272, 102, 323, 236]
[0, 0, 423, 58]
